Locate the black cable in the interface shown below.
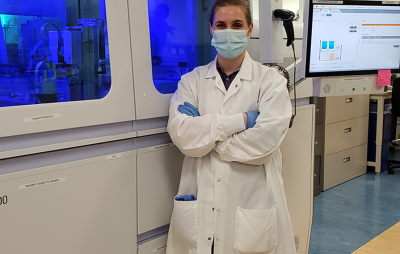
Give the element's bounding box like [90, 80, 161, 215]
[264, 64, 290, 90]
[289, 43, 297, 128]
[263, 43, 297, 128]
[276, 65, 291, 91]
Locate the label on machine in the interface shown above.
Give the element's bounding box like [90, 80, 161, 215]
[19, 177, 66, 190]
[24, 113, 61, 123]
[340, 77, 369, 82]
[106, 154, 122, 160]
[150, 144, 173, 151]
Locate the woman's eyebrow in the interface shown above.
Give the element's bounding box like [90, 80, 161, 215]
[215, 21, 227, 25]
[232, 19, 244, 23]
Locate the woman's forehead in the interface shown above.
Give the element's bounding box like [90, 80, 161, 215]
[214, 6, 246, 23]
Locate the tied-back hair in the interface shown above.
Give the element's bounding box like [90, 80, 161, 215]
[209, 0, 253, 26]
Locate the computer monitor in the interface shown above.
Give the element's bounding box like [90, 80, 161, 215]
[304, 1, 400, 77]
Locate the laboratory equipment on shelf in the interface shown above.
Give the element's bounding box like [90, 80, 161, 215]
[302, 0, 399, 96]
[0, 0, 111, 106]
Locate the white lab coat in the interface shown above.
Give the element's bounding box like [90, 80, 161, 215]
[166, 51, 296, 254]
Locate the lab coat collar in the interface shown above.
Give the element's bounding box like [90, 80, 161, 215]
[206, 50, 253, 81]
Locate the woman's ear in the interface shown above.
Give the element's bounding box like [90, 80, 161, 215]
[209, 23, 213, 36]
[247, 23, 254, 37]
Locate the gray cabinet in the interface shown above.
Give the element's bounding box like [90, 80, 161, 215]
[314, 95, 369, 192]
[137, 146, 184, 235]
[0, 151, 138, 254]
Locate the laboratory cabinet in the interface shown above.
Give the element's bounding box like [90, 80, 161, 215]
[281, 104, 315, 254]
[0, 150, 138, 254]
[324, 116, 369, 155]
[315, 95, 370, 191]
[324, 144, 368, 189]
[0, 133, 185, 254]
[325, 95, 370, 124]
[137, 144, 184, 235]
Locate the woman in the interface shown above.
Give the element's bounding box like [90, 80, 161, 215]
[166, 0, 297, 253]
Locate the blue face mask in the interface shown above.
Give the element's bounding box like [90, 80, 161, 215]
[211, 29, 249, 59]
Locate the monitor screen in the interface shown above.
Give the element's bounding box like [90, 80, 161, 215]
[305, 1, 400, 77]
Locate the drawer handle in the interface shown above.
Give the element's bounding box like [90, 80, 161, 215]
[344, 127, 352, 133]
[345, 98, 353, 103]
[343, 157, 351, 163]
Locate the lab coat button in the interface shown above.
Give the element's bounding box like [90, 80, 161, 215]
[216, 238, 220, 241]
[217, 209, 220, 212]
[212, 208, 214, 211]
[217, 179, 221, 182]
[208, 237, 212, 241]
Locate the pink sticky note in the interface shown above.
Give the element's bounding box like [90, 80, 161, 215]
[378, 70, 391, 87]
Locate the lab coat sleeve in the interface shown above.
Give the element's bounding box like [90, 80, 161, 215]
[214, 70, 292, 165]
[167, 73, 246, 158]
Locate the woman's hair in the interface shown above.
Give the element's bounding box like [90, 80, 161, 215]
[209, 0, 253, 27]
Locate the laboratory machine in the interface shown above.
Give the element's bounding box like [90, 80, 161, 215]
[302, 0, 400, 193]
[302, 0, 400, 96]
[0, 0, 315, 254]
[0, 0, 137, 137]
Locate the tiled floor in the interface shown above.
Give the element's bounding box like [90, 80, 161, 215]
[352, 221, 400, 254]
[309, 169, 400, 254]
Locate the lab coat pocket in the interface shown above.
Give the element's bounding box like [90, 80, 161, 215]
[170, 199, 198, 247]
[233, 205, 278, 254]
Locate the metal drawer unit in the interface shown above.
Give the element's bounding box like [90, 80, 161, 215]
[325, 116, 369, 155]
[314, 95, 370, 192]
[325, 95, 370, 124]
[324, 144, 368, 190]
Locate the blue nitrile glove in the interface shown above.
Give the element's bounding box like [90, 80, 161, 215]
[178, 102, 200, 117]
[175, 194, 196, 201]
[245, 111, 259, 129]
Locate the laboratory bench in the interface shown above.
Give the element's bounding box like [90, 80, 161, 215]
[367, 92, 392, 173]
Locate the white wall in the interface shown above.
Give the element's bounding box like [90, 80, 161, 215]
[252, 0, 304, 24]
[282, 0, 300, 15]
